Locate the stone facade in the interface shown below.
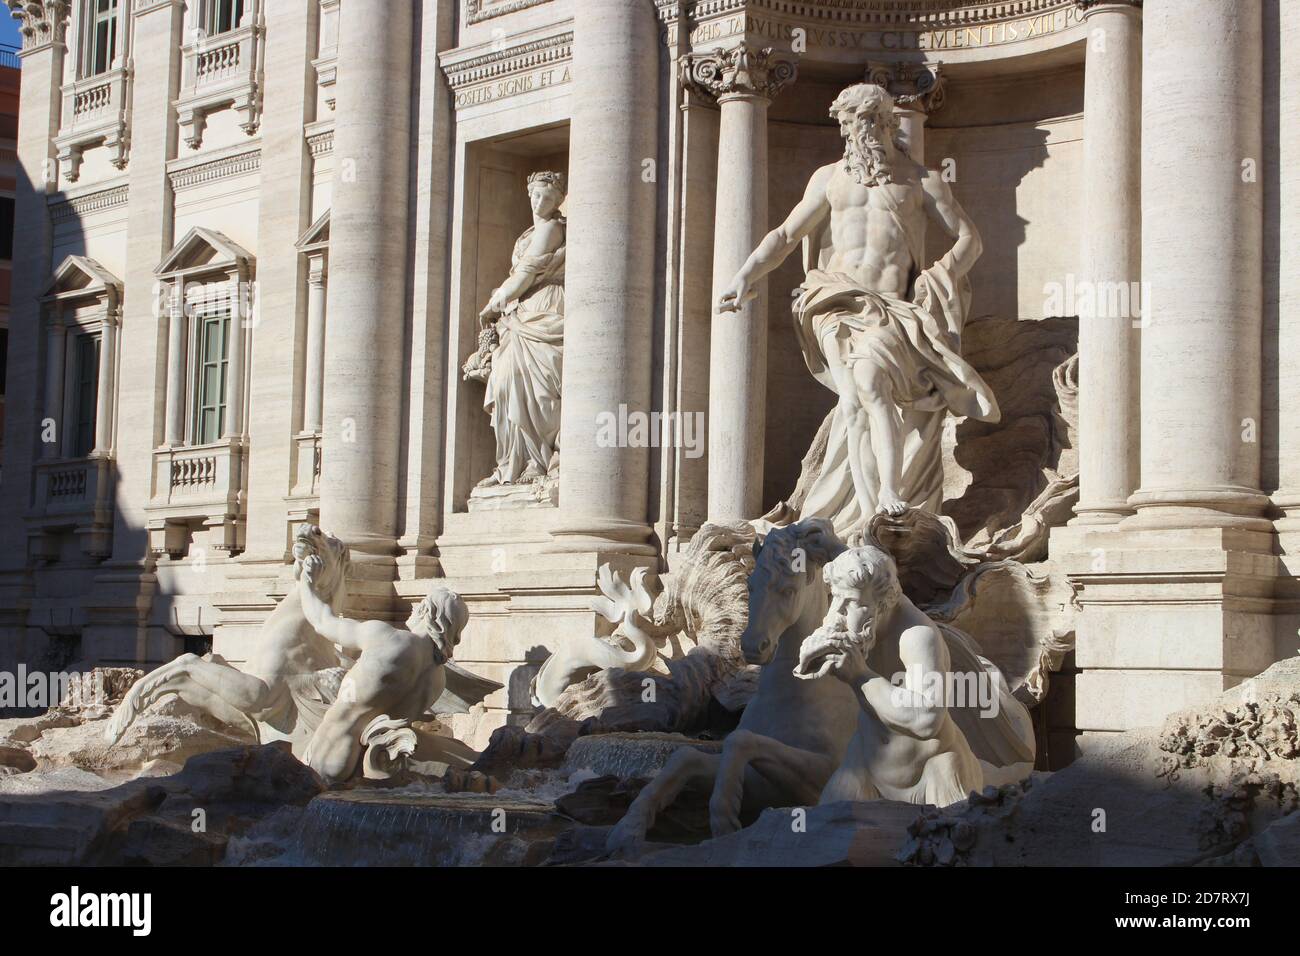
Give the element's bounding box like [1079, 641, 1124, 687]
[0, 0, 1295, 757]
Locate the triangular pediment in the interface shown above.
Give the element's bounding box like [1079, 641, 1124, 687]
[295, 210, 330, 250]
[42, 255, 122, 308]
[155, 227, 254, 276]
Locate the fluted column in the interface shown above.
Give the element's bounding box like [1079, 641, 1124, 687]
[684, 45, 795, 522]
[43, 314, 65, 458]
[1073, 1, 1142, 524]
[550, 0, 659, 555]
[318, 0, 413, 563]
[92, 310, 117, 455]
[1127, 0, 1267, 530]
[164, 295, 187, 446]
[1274, 0, 1300, 529]
[302, 254, 327, 435]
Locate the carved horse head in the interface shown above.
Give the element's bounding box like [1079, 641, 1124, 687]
[741, 518, 847, 665]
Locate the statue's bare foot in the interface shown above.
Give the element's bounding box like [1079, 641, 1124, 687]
[520, 463, 546, 484]
[876, 490, 907, 517]
[475, 475, 501, 489]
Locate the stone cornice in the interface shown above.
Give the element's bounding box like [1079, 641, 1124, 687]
[690, 0, 1078, 29]
[465, 0, 551, 24]
[167, 146, 261, 192]
[8, 0, 70, 54]
[49, 182, 130, 222]
[1075, 0, 1141, 16]
[441, 30, 572, 91]
[306, 126, 334, 158]
[681, 43, 797, 103]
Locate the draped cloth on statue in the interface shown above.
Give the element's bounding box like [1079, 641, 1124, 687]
[484, 225, 565, 483]
[772, 190, 999, 535]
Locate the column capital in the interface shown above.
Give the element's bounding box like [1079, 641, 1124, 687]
[8, 0, 70, 54]
[865, 61, 947, 116]
[680, 44, 797, 105]
[1075, 0, 1142, 18]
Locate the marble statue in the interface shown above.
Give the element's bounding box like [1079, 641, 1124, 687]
[107, 524, 500, 786]
[718, 82, 999, 529]
[606, 519, 861, 853]
[531, 565, 674, 708]
[466, 170, 567, 489]
[294, 555, 501, 784]
[797, 543, 1036, 806]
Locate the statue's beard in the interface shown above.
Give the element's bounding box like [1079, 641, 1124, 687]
[843, 131, 893, 187]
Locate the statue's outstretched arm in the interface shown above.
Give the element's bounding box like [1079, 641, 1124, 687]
[719, 163, 834, 310]
[920, 169, 982, 278]
[298, 556, 374, 653]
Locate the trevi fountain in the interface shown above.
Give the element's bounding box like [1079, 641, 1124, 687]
[0, 0, 1297, 886]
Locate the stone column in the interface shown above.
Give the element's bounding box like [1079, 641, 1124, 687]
[1274, 0, 1300, 530]
[1127, 0, 1267, 530]
[164, 295, 187, 446]
[683, 45, 795, 522]
[318, 0, 413, 564]
[93, 310, 118, 455]
[302, 255, 327, 435]
[43, 315, 65, 458]
[1073, 1, 1142, 524]
[550, 0, 659, 555]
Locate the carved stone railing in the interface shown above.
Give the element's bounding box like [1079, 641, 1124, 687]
[176, 10, 263, 149]
[55, 66, 130, 181]
[147, 440, 246, 557]
[28, 456, 114, 561]
[195, 38, 241, 84]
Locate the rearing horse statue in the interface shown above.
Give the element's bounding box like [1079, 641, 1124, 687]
[606, 518, 862, 853]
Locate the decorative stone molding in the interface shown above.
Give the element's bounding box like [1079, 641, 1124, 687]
[305, 125, 333, 157]
[7, 0, 71, 53]
[49, 181, 129, 221]
[690, 0, 1077, 28]
[465, 0, 550, 25]
[865, 60, 946, 115]
[1075, 0, 1141, 12]
[167, 145, 260, 191]
[680, 44, 797, 103]
[442, 30, 572, 99]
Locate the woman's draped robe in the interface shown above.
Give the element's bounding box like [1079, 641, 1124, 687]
[484, 224, 565, 483]
[772, 187, 999, 535]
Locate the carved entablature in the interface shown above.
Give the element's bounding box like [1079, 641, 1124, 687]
[7, 0, 71, 52]
[1075, 0, 1142, 12]
[680, 44, 797, 104]
[440, 31, 572, 113]
[465, 0, 552, 25]
[687, 0, 1088, 63]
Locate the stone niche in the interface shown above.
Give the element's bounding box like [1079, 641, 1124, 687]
[448, 123, 569, 516]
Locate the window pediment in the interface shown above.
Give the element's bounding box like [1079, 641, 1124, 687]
[42, 255, 122, 314]
[155, 226, 254, 280]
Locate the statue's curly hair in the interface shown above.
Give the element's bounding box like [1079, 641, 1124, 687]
[527, 170, 567, 195]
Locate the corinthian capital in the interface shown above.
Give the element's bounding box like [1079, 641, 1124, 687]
[7, 0, 71, 52]
[680, 44, 797, 104]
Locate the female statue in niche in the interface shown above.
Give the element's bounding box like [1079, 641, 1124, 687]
[465, 170, 567, 488]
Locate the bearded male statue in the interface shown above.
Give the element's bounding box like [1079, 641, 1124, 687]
[718, 83, 999, 531]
